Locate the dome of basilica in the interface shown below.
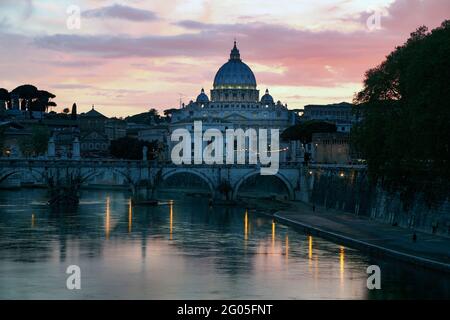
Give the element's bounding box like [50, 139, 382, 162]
[213, 42, 257, 89]
[260, 89, 274, 105]
[196, 88, 209, 104]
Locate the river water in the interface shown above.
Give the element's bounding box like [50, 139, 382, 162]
[0, 189, 448, 299]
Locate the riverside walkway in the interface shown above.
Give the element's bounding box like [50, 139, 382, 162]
[274, 202, 450, 273]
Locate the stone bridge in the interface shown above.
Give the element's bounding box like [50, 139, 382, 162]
[0, 159, 366, 201]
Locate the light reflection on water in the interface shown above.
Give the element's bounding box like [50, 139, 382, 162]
[0, 189, 449, 300]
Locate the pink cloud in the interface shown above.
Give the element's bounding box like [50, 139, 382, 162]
[380, 0, 449, 34]
[82, 4, 159, 21]
[1, 0, 448, 116]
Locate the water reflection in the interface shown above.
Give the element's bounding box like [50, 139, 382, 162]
[0, 189, 448, 300]
[169, 201, 173, 240]
[285, 234, 289, 263]
[128, 199, 132, 233]
[272, 220, 276, 251]
[340, 246, 345, 288]
[105, 196, 110, 239]
[244, 210, 248, 241]
[308, 235, 313, 260]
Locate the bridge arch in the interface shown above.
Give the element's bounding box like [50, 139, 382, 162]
[0, 168, 45, 185]
[80, 167, 136, 185]
[160, 168, 216, 197]
[232, 170, 294, 200]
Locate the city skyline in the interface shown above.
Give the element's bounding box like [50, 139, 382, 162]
[1, 0, 449, 304]
[0, 0, 449, 117]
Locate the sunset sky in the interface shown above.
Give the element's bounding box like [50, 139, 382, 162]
[0, 0, 448, 117]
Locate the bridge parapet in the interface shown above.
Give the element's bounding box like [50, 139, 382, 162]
[308, 164, 367, 171]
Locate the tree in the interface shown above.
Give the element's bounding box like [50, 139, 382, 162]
[109, 137, 160, 160]
[40, 90, 56, 112]
[30, 90, 56, 112]
[19, 125, 50, 157]
[352, 21, 450, 207]
[125, 108, 163, 124]
[281, 121, 337, 163]
[10, 84, 39, 111]
[0, 88, 8, 118]
[0, 126, 5, 153]
[148, 108, 161, 123]
[63, 108, 70, 114]
[163, 108, 178, 121]
[9, 85, 56, 116]
[71, 103, 77, 120]
[0, 88, 9, 107]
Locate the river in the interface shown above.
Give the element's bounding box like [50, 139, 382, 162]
[0, 189, 448, 299]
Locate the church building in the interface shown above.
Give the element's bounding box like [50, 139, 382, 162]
[168, 42, 298, 162]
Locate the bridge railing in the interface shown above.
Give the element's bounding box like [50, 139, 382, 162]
[0, 158, 367, 171]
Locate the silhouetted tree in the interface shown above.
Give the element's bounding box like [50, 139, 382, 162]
[0, 126, 5, 153]
[10, 84, 39, 111]
[19, 125, 50, 157]
[71, 103, 77, 120]
[0, 88, 9, 104]
[109, 137, 160, 160]
[0, 88, 8, 117]
[29, 90, 56, 114]
[352, 20, 450, 207]
[282, 121, 337, 163]
[163, 108, 178, 121]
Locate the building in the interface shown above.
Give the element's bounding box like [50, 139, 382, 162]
[105, 118, 127, 141]
[0, 121, 29, 158]
[138, 124, 168, 144]
[79, 106, 107, 133]
[126, 122, 152, 138]
[168, 42, 296, 162]
[137, 124, 169, 161]
[311, 132, 351, 164]
[80, 131, 109, 158]
[78, 106, 112, 158]
[1, 118, 80, 159]
[42, 118, 79, 158]
[302, 102, 356, 133]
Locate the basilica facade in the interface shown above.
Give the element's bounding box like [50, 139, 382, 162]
[169, 42, 298, 162]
